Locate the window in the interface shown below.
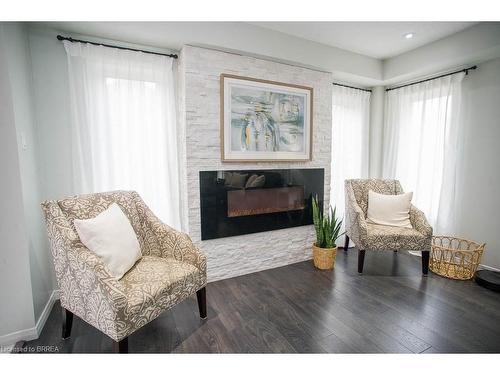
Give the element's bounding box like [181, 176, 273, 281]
[331, 85, 371, 245]
[383, 74, 464, 233]
[392, 95, 451, 222]
[64, 42, 181, 228]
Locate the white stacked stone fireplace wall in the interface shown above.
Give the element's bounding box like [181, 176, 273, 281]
[178, 45, 333, 282]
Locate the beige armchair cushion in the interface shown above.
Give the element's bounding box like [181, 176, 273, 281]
[120, 256, 200, 318]
[365, 223, 428, 251]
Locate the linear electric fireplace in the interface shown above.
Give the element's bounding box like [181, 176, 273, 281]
[199, 168, 324, 240]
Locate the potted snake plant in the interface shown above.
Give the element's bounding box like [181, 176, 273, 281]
[312, 196, 344, 270]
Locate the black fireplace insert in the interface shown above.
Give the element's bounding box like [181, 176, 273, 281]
[199, 168, 324, 240]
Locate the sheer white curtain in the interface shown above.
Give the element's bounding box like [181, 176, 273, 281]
[331, 85, 371, 246]
[382, 73, 465, 234]
[64, 41, 181, 229]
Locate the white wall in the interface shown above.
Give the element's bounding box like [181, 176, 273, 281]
[28, 27, 73, 200]
[0, 24, 36, 344]
[179, 46, 332, 281]
[2, 23, 55, 323]
[455, 57, 500, 270]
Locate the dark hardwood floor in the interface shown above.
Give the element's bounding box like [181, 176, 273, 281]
[22, 249, 500, 353]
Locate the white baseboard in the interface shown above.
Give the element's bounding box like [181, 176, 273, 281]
[478, 264, 500, 272]
[0, 289, 60, 347]
[0, 327, 38, 347]
[35, 290, 59, 337]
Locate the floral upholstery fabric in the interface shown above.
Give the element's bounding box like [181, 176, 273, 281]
[365, 223, 428, 251]
[344, 179, 432, 252]
[41, 190, 207, 342]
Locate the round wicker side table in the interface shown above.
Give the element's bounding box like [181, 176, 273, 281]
[430, 236, 486, 280]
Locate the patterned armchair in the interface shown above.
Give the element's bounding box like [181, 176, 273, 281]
[41, 191, 207, 353]
[344, 179, 432, 275]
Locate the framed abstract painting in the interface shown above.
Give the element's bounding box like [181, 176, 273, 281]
[220, 74, 313, 161]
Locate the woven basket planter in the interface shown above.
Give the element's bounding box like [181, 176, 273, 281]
[430, 236, 486, 280]
[313, 244, 337, 270]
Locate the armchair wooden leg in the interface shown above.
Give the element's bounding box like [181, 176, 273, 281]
[358, 250, 366, 273]
[343, 235, 350, 251]
[62, 308, 73, 340]
[422, 250, 430, 275]
[113, 337, 128, 353]
[196, 287, 207, 320]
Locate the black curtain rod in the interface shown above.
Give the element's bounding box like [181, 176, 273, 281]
[386, 65, 477, 92]
[332, 82, 372, 93]
[57, 35, 178, 59]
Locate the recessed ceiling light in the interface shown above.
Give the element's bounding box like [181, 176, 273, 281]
[404, 32, 414, 39]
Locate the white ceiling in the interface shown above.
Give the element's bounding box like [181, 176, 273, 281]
[250, 22, 477, 59]
[36, 21, 496, 86]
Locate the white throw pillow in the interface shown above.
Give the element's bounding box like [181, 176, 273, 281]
[73, 203, 142, 279]
[367, 190, 413, 228]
